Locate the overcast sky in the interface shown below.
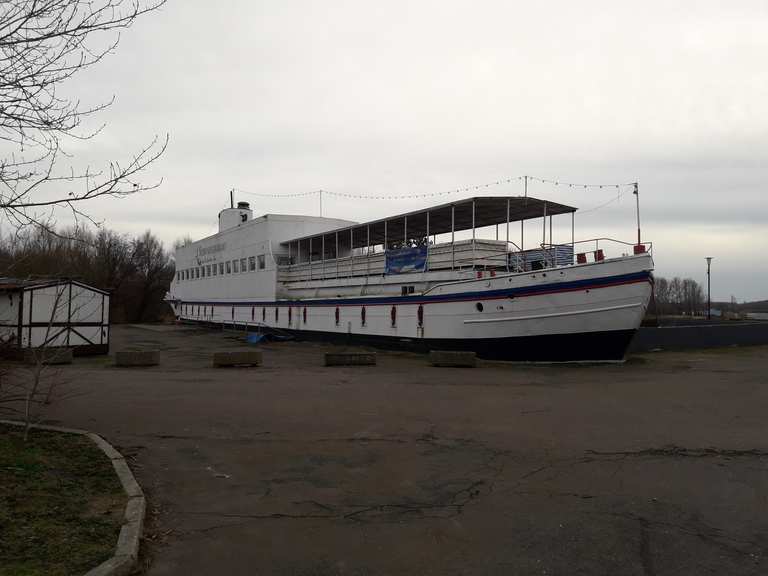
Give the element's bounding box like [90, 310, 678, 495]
[40, 1, 768, 300]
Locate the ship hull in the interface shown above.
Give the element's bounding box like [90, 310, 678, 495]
[170, 254, 653, 363]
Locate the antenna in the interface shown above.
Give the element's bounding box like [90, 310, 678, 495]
[633, 182, 640, 245]
[230, 189, 234, 208]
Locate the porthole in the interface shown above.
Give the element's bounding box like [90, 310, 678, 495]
[476, 302, 484, 312]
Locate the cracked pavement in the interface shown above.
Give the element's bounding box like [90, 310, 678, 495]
[42, 325, 768, 575]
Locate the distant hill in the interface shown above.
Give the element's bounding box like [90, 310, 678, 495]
[742, 300, 768, 313]
[713, 300, 768, 313]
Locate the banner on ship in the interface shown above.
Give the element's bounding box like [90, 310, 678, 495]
[385, 246, 427, 274]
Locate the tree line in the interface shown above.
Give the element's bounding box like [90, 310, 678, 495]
[653, 276, 706, 316]
[0, 227, 175, 322]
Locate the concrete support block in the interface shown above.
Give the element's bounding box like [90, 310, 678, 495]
[324, 352, 377, 366]
[24, 347, 73, 365]
[114, 350, 160, 367]
[213, 350, 263, 367]
[115, 497, 145, 561]
[429, 350, 477, 368]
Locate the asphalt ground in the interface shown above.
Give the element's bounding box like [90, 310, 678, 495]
[40, 324, 768, 575]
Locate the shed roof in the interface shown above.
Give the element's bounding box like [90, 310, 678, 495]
[281, 196, 576, 249]
[0, 277, 110, 295]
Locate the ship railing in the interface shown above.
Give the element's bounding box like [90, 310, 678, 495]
[541, 238, 653, 266]
[276, 237, 651, 283]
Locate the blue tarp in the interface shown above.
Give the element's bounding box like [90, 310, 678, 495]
[385, 246, 428, 274]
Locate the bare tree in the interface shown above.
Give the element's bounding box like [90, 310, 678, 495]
[130, 230, 173, 321]
[0, 0, 168, 233]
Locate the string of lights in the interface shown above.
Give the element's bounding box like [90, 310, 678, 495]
[234, 188, 320, 198]
[234, 175, 638, 202]
[525, 176, 637, 189]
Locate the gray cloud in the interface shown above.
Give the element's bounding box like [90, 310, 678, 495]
[5, 0, 767, 300]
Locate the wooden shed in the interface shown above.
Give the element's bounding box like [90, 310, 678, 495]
[0, 278, 110, 356]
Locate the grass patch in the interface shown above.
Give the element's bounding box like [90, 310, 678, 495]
[0, 424, 126, 576]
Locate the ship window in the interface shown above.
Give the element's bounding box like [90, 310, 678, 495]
[226, 261, 231, 274]
[476, 302, 484, 312]
[258, 255, 265, 270]
[212, 264, 217, 276]
[240, 258, 247, 272]
[206, 265, 211, 276]
[196, 267, 200, 279]
[233, 259, 239, 273]
[249, 256, 256, 271]
[219, 262, 224, 275]
[275, 307, 279, 322]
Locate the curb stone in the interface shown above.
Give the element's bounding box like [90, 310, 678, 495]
[0, 419, 145, 576]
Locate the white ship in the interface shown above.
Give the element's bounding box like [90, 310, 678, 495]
[166, 196, 654, 362]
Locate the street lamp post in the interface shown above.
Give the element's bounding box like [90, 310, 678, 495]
[706, 257, 713, 321]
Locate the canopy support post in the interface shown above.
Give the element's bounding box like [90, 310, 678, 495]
[451, 205, 455, 271]
[542, 202, 547, 266]
[350, 228, 353, 279]
[321, 234, 325, 279]
[426, 211, 430, 272]
[309, 237, 312, 281]
[571, 212, 575, 263]
[366, 225, 370, 276]
[506, 198, 510, 272]
[549, 214, 553, 265]
[472, 199, 476, 268]
[335, 232, 339, 279]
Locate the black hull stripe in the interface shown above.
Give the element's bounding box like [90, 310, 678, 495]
[186, 320, 637, 362]
[175, 270, 651, 308]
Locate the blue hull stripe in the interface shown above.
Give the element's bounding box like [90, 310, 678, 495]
[175, 270, 651, 308]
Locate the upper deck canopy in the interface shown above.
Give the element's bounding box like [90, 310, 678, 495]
[282, 196, 577, 249]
